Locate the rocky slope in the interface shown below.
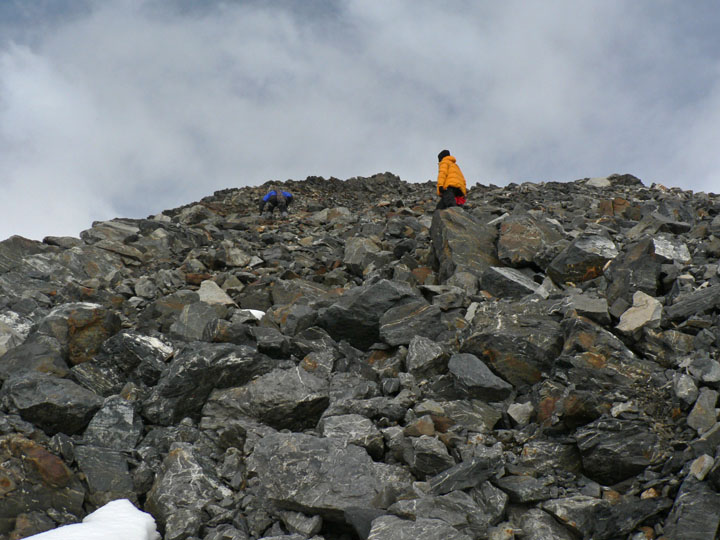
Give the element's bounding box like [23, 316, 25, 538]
[1, 172, 720, 540]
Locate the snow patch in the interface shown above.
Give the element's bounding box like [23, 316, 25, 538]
[24, 499, 160, 540]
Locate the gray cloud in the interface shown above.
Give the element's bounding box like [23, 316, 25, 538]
[1, 0, 719, 241]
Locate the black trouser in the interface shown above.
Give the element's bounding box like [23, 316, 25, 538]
[436, 187, 463, 210]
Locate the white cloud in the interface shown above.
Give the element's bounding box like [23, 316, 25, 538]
[1, 1, 719, 240]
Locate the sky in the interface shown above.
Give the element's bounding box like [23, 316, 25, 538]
[1, 0, 720, 241]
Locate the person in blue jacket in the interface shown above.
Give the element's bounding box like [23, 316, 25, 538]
[259, 188, 294, 219]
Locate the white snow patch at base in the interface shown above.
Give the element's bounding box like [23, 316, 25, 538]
[24, 499, 160, 540]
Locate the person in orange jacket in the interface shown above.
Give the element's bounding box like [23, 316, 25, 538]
[436, 149, 467, 209]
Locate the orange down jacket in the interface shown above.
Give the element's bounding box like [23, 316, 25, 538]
[436, 155, 467, 196]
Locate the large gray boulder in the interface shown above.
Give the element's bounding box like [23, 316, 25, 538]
[1, 372, 102, 435]
[461, 301, 563, 387]
[247, 432, 413, 523]
[575, 417, 670, 485]
[146, 442, 229, 540]
[143, 342, 279, 425]
[202, 367, 329, 431]
[379, 300, 443, 346]
[319, 279, 418, 349]
[368, 516, 471, 540]
[547, 234, 618, 285]
[431, 207, 500, 282]
[447, 353, 513, 401]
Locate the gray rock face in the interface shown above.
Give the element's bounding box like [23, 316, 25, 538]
[379, 300, 443, 346]
[687, 387, 718, 434]
[447, 353, 513, 401]
[461, 301, 563, 386]
[143, 342, 278, 425]
[515, 508, 576, 540]
[319, 414, 384, 460]
[247, 432, 413, 522]
[74, 444, 136, 506]
[389, 488, 502, 539]
[146, 442, 228, 540]
[664, 477, 720, 539]
[480, 266, 540, 299]
[368, 515, 471, 540]
[575, 417, 669, 485]
[203, 367, 329, 431]
[496, 213, 565, 268]
[431, 207, 500, 282]
[1, 372, 103, 435]
[547, 234, 618, 285]
[83, 395, 143, 451]
[319, 279, 418, 349]
[406, 336, 448, 378]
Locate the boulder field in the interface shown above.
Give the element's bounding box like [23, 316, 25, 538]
[2, 172, 720, 539]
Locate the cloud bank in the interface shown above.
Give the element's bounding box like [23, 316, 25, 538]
[1, 0, 719, 240]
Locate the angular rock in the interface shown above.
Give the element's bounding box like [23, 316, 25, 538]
[461, 301, 563, 387]
[0, 435, 85, 535]
[319, 279, 418, 349]
[247, 432, 413, 522]
[687, 387, 718, 434]
[496, 213, 564, 269]
[565, 293, 610, 326]
[74, 444, 136, 506]
[480, 266, 540, 299]
[203, 367, 329, 431]
[389, 489, 499, 538]
[493, 475, 553, 503]
[344, 237, 381, 276]
[403, 435, 455, 479]
[368, 515, 471, 540]
[673, 372, 699, 405]
[664, 284, 720, 322]
[406, 336, 448, 378]
[447, 353, 513, 401]
[0, 333, 68, 382]
[575, 417, 669, 485]
[428, 446, 505, 495]
[37, 302, 121, 366]
[615, 291, 662, 335]
[1, 372, 102, 435]
[515, 508, 575, 540]
[518, 440, 582, 476]
[198, 279, 237, 306]
[143, 343, 278, 425]
[146, 442, 228, 540]
[379, 300, 443, 346]
[604, 237, 662, 307]
[663, 477, 720, 540]
[83, 395, 143, 451]
[431, 207, 500, 282]
[319, 414, 384, 460]
[547, 234, 618, 285]
[169, 301, 224, 341]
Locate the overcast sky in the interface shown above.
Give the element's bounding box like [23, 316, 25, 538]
[1, 1, 719, 241]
